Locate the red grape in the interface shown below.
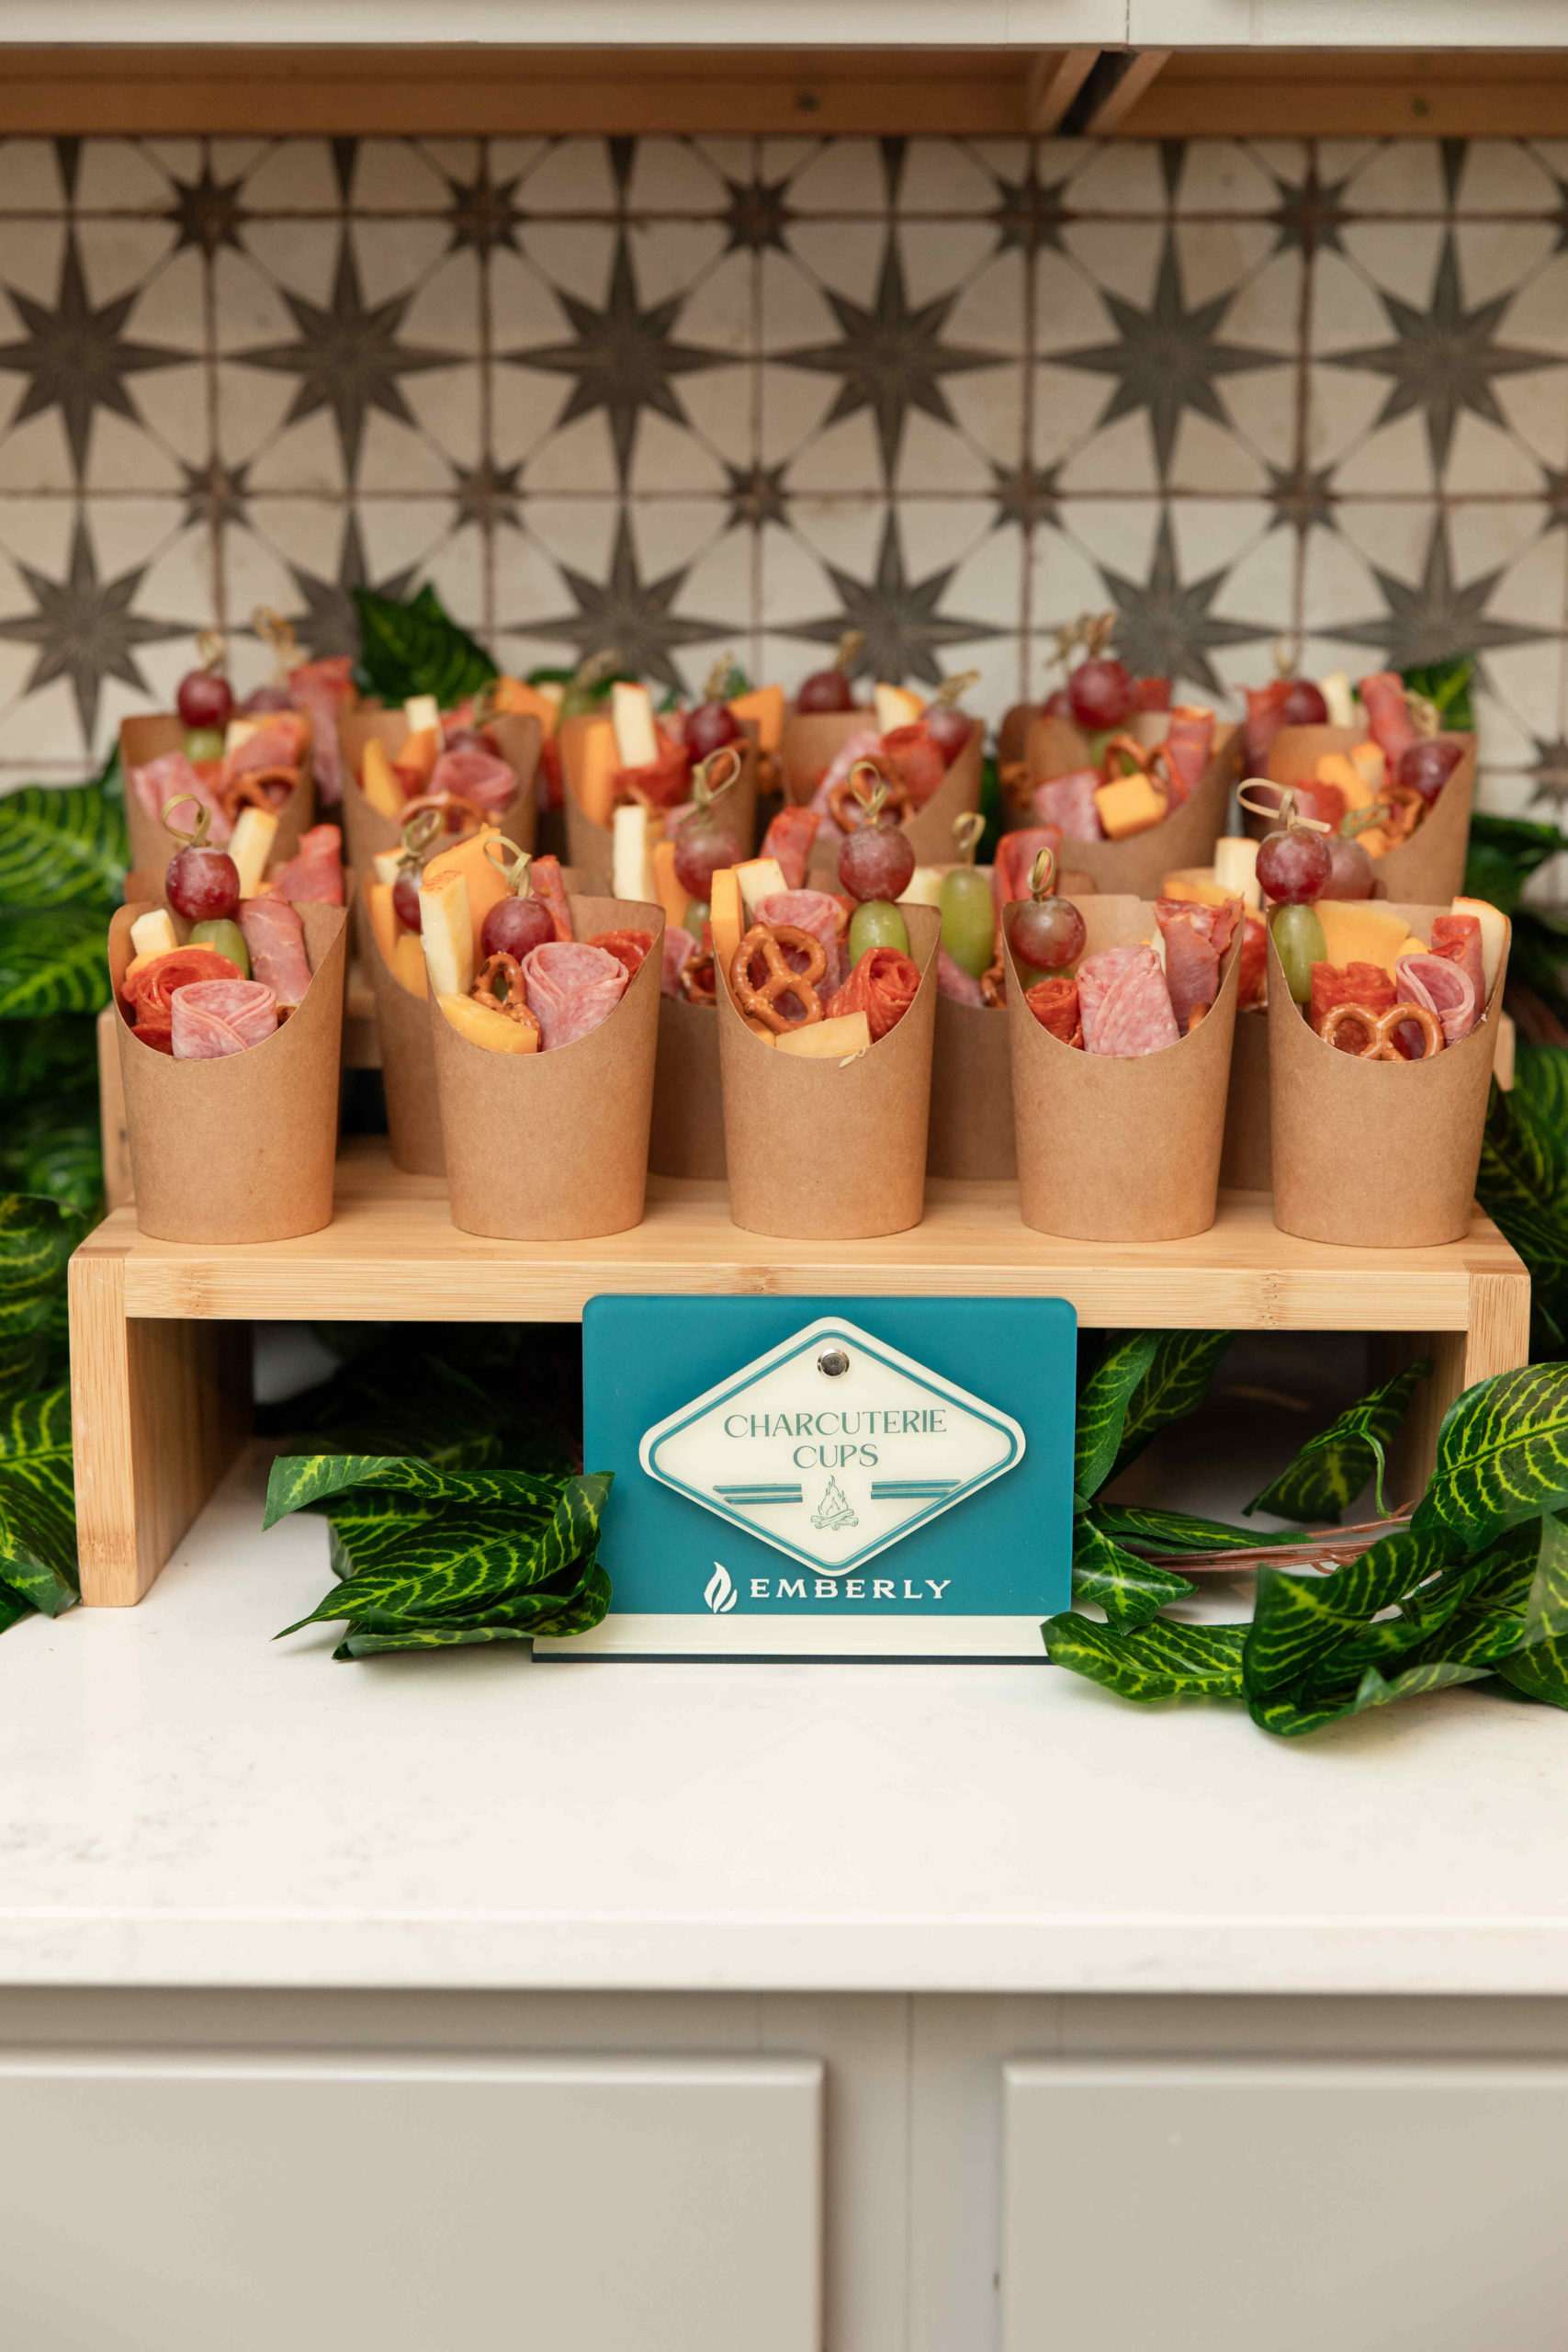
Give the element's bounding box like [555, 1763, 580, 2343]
[685, 700, 741, 757]
[176, 665, 231, 732]
[392, 874, 422, 933]
[481, 895, 554, 960]
[1399, 736, 1464, 805]
[1067, 657, 1134, 731]
[1042, 686, 1074, 720]
[1282, 679, 1328, 725]
[839, 824, 915, 904]
[924, 703, 972, 763]
[1256, 825, 1332, 904]
[166, 846, 240, 922]
[1007, 896, 1085, 970]
[1321, 833, 1374, 899]
[796, 669, 855, 714]
[673, 802, 741, 899]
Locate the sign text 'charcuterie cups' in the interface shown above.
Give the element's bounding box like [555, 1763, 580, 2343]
[337, 707, 540, 878]
[109, 898, 347, 1244]
[1005, 894, 1242, 1242]
[432, 892, 663, 1242]
[1265, 724, 1475, 905]
[120, 712, 317, 878]
[1021, 709, 1242, 899]
[1267, 902, 1510, 1250]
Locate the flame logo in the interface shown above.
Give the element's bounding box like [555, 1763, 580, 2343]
[704, 1562, 738, 1614]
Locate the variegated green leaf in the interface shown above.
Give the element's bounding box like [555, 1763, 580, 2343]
[1111, 1329, 1234, 1482]
[1245, 1524, 1462, 1697]
[1246, 1359, 1429, 1523]
[1089, 1502, 1261, 1554]
[0, 908, 111, 1019]
[0, 1584, 35, 1637]
[1495, 1510, 1568, 1710]
[1072, 1517, 1194, 1633]
[1072, 1331, 1158, 1501]
[335, 1562, 612, 1658]
[354, 582, 496, 708]
[1245, 1656, 1493, 1738]
[1412, 1363, 1568, 1549]
[0, 770, 128, 905]
[0, 1014, 98, 1108]
[1308, 1520, 1460, 1621]
[265, 1450, 568, 1529]
[0, 1200, 83, 1346]
[1043, 1612, 1247, 1702]
[0, 1091, 103, 1219]
[1514, 1041, 1568, 1163]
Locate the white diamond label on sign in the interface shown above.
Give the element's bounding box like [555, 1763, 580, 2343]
[638, 1315, 1025, 1576]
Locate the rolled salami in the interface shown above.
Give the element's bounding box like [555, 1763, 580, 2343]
[1077, 944, 1180, 1057]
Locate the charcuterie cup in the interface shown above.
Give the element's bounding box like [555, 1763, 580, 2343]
[561, 716, 760, 896]
[1219, 1003, 1271, 1192]
[119, 712, 316, 877]
[1268, 902, 1509, 1250]
[717, 903, 940, 1240]
[928, 990, 1015, 1181]
[357, 871, 444, 1176]
[1266, 726, 1475, 903]
[109, 899, 347, 1243]
[807, 721, 986, 888]
[1020, 710, 1241, 898]
[432, 893, 663, 1242]
[1005, 894, 1242, 1242]
[337, 707, 539, 879]
[650, 991, 726, 1181]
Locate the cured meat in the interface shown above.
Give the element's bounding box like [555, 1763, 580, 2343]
[1077, 944, 1179, 1057]
[661, 924, 698, 996]
[429, 744, 514, 815]
[1155, 897, 1236, 1032]
[522, 940, 627, 1049]
[589, 927, 653, 978]
[1160, 706, 1214, 808]
[288, 656, 355, 806]
[124, 944, 243, 1044]
[538, 733, 565, 811]
[130, 751, 232, 845]
[1432, 912, 1486, 1007]
[992, 826, 1061, 918]
[1310, 959, 1395, 1052]
[1032, 768, 1103, 842]
[225, 712, 308, 782]
[937, 946, 986, 1006]
[825, 945, 920, 1041]
[530, 855, 574, 942]
[807, 729, 880, 840]
[614, 735, 691, 812]
[269, 822, 344, 905]
[1244, 680, 1290, 775]
[879, 724, 946, 808]
[170, 979, 278, 1060]
[1025, 974, 1081, 1046]
[1237, 911, 1268, 1008]
[1397, 951, 1476, 1048]
[760, 806, 822, 892]
[757, 888, 845, 1001]
[240, 897, 312, 1013]
[1359, 672, 1416, 764]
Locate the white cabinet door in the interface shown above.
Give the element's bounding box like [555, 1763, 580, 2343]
[0, 2052, 821, 2351]
[1004, 2060, 1568, 2352]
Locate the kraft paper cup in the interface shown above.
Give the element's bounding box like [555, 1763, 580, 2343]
[110, 898, 346, 1244]
[562, 719, 761, 896]
[1266, 724, 1475, 904]
[1268, 902, 1510, 1250]
[357, 872, 444, 1177]
[779, 706, 877, 805]
[120, 712, 316, 877]
[337, 708, 540, 877]
[807, 720, 986, 888]
[717, 903, 941, 1240]
[432, 892, 663, 1241]
[650, 992, 726, 1180]
[1006, 894, 1242, 1242]
[997, 700, 1037, 774]
[1219, 1003, 1271, 1192]
[928, 994, 1015, 1181]
[1022, 710, 1242, 898]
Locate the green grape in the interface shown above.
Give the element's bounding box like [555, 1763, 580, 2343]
[685, 899, 709, 939]
[939, 865, 995, 978]
[1270, 902, 1325, 1005]
[848, 900, 909, 967]
[183, 727, 225, 763]
[189, 918, 250, 979]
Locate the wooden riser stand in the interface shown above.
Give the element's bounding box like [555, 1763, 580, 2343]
[69, 1136, 1531, 1609]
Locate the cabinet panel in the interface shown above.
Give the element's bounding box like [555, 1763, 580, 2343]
[0, 2052, 821, 2352]
[1004, 2060, 1568, 2352]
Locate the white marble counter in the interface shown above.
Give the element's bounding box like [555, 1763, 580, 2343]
[4, 1449, 1566, 1997]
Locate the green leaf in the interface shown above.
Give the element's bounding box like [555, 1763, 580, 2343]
[0, 769, 128, 905]
[0, 1197, 83, 1346]
[0, 1089, 103, 1219]
[1495, 1511, 1568, 1709]
[1043, 1612, 1247, 1702]
[1072, 1331, 1158, 1501]
[1401, 654, 1473, 730]
[353, 582, 497, 709]
[1243, 1522, 1461, 1699]
[1111, 1329, 1234, 1482]
[1311, 1519, 1461, 1620]
[0, 908, 111, 1019]
[1413, 1363, 1568, 1549]
[1088, 1503, 1263, 1554]
[1463, 811, 1566, 915]
[0, 1384, 78, 1611]
[1245, 1359, 1429, 1522]
[1245, 1657, 1493, 1738]
[264, 1450, 568, 1529]
[1514, 1041, 1568, 1155]
[0, 1014, 99, 1108]
[1071, 1517, 1195, 1633]
[334, 1561, 612, 1657]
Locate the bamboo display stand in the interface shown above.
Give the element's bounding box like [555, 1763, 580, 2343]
[69, 1134, 1530, 1608]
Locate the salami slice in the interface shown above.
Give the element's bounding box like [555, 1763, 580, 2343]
[130, 751, 233, 845]
[270, 821, 344, 905]
[1310, 959, 1395, 1051]
[879, 723, 946, 808]
[1032, 768, 1103, 842]
[522, 940, 627, 1049]
[1077, 944, 1179, 1057]
[125, 944, 243, 1026]
[430, 745, 514, 814]
[937, 946, 986, 1006]
[170, 979, 278, 1059]
[825, 946, 920, 1041]
[1161, 706, 1214, 807]
[530, 854, 574, 943]
[240, 897, 312, 1012]
[614, 736, 691, 812]
[1154, 903, 1220, 1032]
[1397, 951, 1476, 1047]
[1024, 974, 1081, 1046]
[1432, 912, 1486, 1007]
[661, 924, 698, 997]
[760, 806, 821, 891]
[589, 927, 654, 978]
[288, 655, 355, 806]
[1359, 672, 1416, 763]
[757, 889, 845, 1001]
[992, 826, 1061, 918]
[1237, 911, 1268, 1008]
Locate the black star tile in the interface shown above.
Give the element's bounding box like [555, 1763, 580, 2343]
[989, 459, 1063, 535]
[274, 510, 420, 663]
[1094, 510, 1271, 701]
[525, 509, 727, 694]
[1540, 466, 1568, 530]
[235, 230, 453, 486]
[777, 232, 998, 489]
[453, 456, 524, 534]
[1528, 736, 1568, 809]
[785, 511, 1000, 689]
[1055, 234, 1277, 487]
[989, 165, 1075, 259]
[165, 163, 248, 259]
[1331, 510, 1550, 673]
[1264, 458, 1337, 535]
[1268, 162, 1354, 260]
[506, 232, 724, 492]
[721, 174, 795, 256]
[446, 169, 525, 260]
[180, 455, 254, 533]
[0, 511, 185, 748]
[723, 460, 789, 531]
[1332, 232, 1555, 480]
[0, 229, 183, 483]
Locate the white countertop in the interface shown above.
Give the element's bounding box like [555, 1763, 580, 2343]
[6, 1447, 1567, 1998]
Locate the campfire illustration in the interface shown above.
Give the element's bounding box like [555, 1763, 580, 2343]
[810, 1476, 858, 1533]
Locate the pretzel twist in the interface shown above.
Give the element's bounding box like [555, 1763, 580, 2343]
[472, 951, 543, 1044]
[980, 956, 1006, 1008]
[828, 770, 912, 837]
[1321, 1000, 1445, 1061]
[222, 767, 297, 817]
[679, 951, 716, 1008]
[401, 789, 489, 834]
[730, 923, 825, 1033]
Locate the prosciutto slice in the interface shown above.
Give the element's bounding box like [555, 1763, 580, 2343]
[170, 979, 278, 1059]
[269, 822, 344, 905]
[130, 751, 232, 845]
[1432, 912, 1486, 1007]
[757, 888, 844, 1001]
[1077, 944, 1179, 1057]
[240, 897, 312, 1013]
[430, 744, 515, 814]
[1359, 672, 1416, 764]
[288, 656, 355, 806]
[1396, 952, 1476, 1049]
[760, 806, 821, 891]
[530, 855, 574, 943]
[661, 925, 698, 997]
[938, 946, 986, 1006]
[1161, 706, 1214, 807]
[522, 941, 627, 1050]
[1032, 768, 1103, 842]
[1155, 898, 1235, 1033]
[993, 826, 1061, 917]
[225, 713, 308, 781]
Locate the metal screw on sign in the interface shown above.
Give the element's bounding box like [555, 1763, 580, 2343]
[818, 1350, 850, 1379]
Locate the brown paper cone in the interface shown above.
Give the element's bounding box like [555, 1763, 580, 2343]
[779, 706, 878, 805]
[1007, 895, 1242, 1241]
[120, 713, 316, 876]
[357, 874, 444, 1176]
[807, 720, 986, 888]
[1266, 724, 1476, 903]
[337, 708, 540, 877]
[718, 903, 940, 1239]
[433, 893, 663, 1241]
[562, 721, 760, 894]
[650, 992, 725, 1180]
[928, 994, 1015, 1180]
[997, 700, 1037, 772]
[1022, 710, 1242, 896]
[1219, 1003, 1271, 1192]
[1268, 902, 1510, 1249]
[109, 898, 346, 1243]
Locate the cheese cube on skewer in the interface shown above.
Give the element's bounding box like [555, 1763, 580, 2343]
[130, 910, 178, 961]
[418, 873, 474, 999]
[610, 683, 660, 771]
